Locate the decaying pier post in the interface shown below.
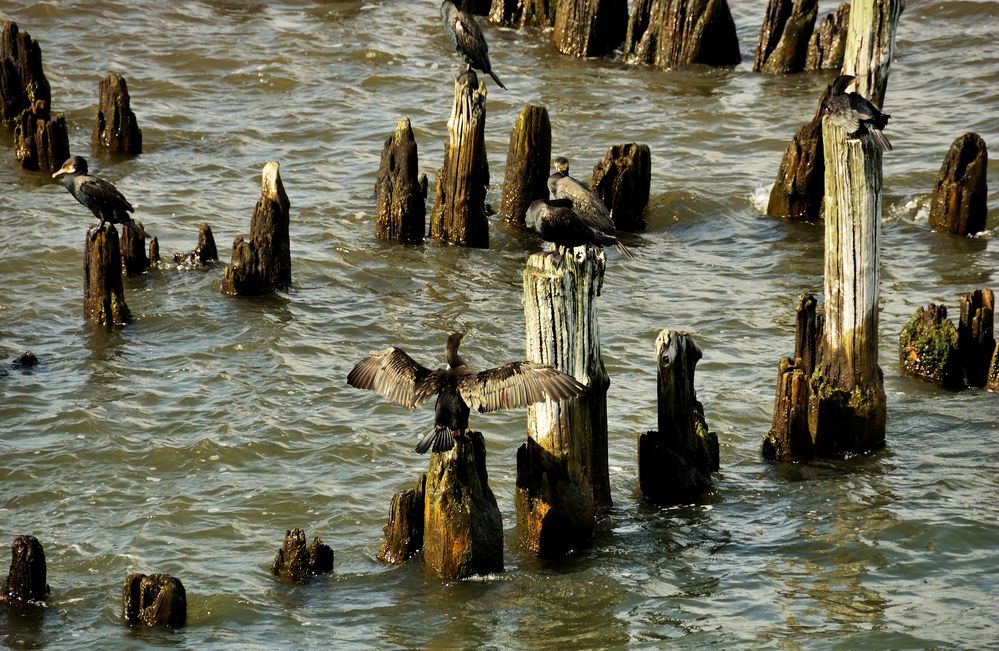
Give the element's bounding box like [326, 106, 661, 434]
[928, 133, 988, 237]
[122, 573, 186, 628]
[766, 83, 829, 221]
[518, 247, 610, 557]
[2, 535, 49, 606]
[959, 289, 996, 388]
[753, 0, 818, 74]
[591, 143, 651, 232]
[430, 72, 489, 248]
[840, 0, 904, 109]
[120, 222, 150, 275]
[85, 226, 133, 327]
[222, 161, 291, 295]
[624, 0, 741, 68]
[638, 330, 718, 504]
[92, 73, 142, 155]
[805, 2, 850, 71]
[270, 528, 334, 583]
[553, 0, 628, 58]
[375, 117, 425, 243]
[488, 0, 555, 27]
[422, 432, 503, 579]
[378, 473, 426, 565]
[898, 303, 964, 389]
[500, 104, 551, 227]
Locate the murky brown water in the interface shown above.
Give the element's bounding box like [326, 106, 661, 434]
[1, 1, 997, 648]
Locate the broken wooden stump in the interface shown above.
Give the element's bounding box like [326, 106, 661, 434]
[85, 225, 133, 327]
[92, 73, 142, 155]
[753, 0, 818, 74]
[375, 117, 425, 243]
[378, 473, 426, 565]
[271, 528, 334, 583]
[120, 222, 150, 275]
[500, 104, 551, 227]
[222, 161, 291, 295]
[624, 0, 741, 68]
[591, 143, 651, 232]
[174, 223, 219, 266]
[638, 330, 718, 505]
[958, 289, 995, 388]
[519, 247, 609, 557]
[553, 0, 628, 58]
[928, 133, 988, 236]
[430, 72, 489, 248]
[766, 84, 829, 221]
[422, 432, 502, 579]
[2, 535, 49, 606]
[488, 0, 555, 27]
[899, 303, 965, 389]
[12, 104, 69, 173]
[148, 236, 160, 266]
[122, 573, 186, 628]
[805, 2, 850, 71]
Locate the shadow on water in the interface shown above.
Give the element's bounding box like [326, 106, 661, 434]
[1, 605, 47, 650]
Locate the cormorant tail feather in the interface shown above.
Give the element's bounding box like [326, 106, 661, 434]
[415, 426, 456, 455]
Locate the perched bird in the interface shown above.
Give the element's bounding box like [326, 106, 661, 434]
[347, 332, 586, 454]
[440, 0, 506, 90]
[547, 157, 616, 233]
[822, 74, 892, 152]
[52, 156, 143, 239]
[526, 198, 633, 259]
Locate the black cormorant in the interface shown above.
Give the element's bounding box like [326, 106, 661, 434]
[547, 157, 616, 233]
[525, 198, 633, 259]
[347, 332, 586, 454]
[52, 156, 142, 239]
[440, 0, 506, 90]
[822, 74, 892, 152]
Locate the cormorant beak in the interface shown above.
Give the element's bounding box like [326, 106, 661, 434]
[52, 164, 71, 179]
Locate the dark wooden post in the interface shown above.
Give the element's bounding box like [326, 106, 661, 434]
[500, 104, 551, 227]
[591, 143, 651, 232]
[959, 289, 995, 388]
[375, 117, 425, 243]
[175, 223, 219, 266]
[377, 473, 426, 565]
[753, 0, 818, 74]
[120, 222, 149, 275]
[122, 573, 186, 628]
[430, 73, 489, 248]
[928, 133, 988, 236]
[2, 535, 49, 605]
[518, 247, 610, 557]
[805, 2, 850, 71]
[553, 0, 628, 58]
[92, 73, 142, 155]
[85, 226, 133, 327]
[638, 330, 718, 504]
[222, 161, 291, 295]
[456, 0, 492, 13]
[898, 304, 964, 389]
[624, 0, 741, 68]
[271, 529, 334, 583]
[766, 86, 829, 221]
[422, 432, 503, 579]
[148, 237, 160, 266]
[489, 0, 555, 27]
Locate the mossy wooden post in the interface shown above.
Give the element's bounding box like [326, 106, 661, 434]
[222, 161, 291, 295]
[270, 528, 334, 583]
[430, 72, 489, 249]
[928, 133, 988, 236]
[2, 535, 49, 606]
[92, 73, 142, 155]
[766, 86, 829, 221]
[422, 432, 503, 579]
[85, 225, 133, 327]
[489, 0, 555, 27]
[591, 143, 651, 232]
[753, 0, 818, 74]
[378, 473, 426, 565]
[375, 117, 425, 243]
[120, 222, 149, 275]
[553, 0, 628, 58]
[638, 330, 718, 505]
[805, 2, 850, 71]
[518, 247, 610, 557]
[500, 104, 551, 227]
[122, 573, 186, 628]
[624, 0, 741, 68]
[898, 304, 964, 389]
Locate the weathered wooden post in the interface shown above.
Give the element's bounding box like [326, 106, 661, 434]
[122, 573, 186, 628]
[2, 535, 49, 606]
[898, 303, 964, 389]
[120, 222, 150, 275]
[85, 226, 133, 327]
[638, 330, 718, 504]
[766, 85, 829, 221]
[624, 0, 741, 68]
[271, 529, 334, 583]
[518, 247, 610, 557]
[805, 2, 850, 71]
[92, 73, 142, 155]
[591, 143, 651, 232]
[148, 237, 161, 266]
[174, 223, 219, 266]
[456, 0, 492, 13]
[222, 161, 291, 295]
[753, 0, 818, 74]
[500, 104, 551, 227]
[928, 133, 988, 236]
[489, 0, 555, 27]
[422, 432, 503, 579]
[375, 117, 425, 243]
[377, 473, 426, 564]
[959, 289, 995, 388]
[840, 0, 905, 109]
[553, 0, 628, 58]
[430, 72, 489, 248]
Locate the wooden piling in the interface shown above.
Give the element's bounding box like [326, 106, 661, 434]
[840, 0, 904, 109]
[430, 73, 489, 248]
[2, 535, 49, 606]
[456, 0, 492, 13]
[422, 432, 503, 579]
[222, 161, 291, 295]
[928, 133, 988, 236]
[120, 222, 150, 275]
[753, 0, 818, 74]
[92, 73, 142, 155]
[805, 2, 850, 71]
[766, 85, 829, 221]
[624, 0, 741, 68]
[375, 117, 426, 243]
[377, 473, 426, 565]
[898, 303, 964, 389]
[271, 528, 334, 583]
[85, 225, 133, 327]
[500, 105, 551, 227]
[591, 143, 651, 232]
[175, 223, 220, 266]
[553, 0, 628, 58]
[638, 330, 718, 505]
[958, 289, 995, 388]
[122, 573, 186, 628]
[488, 0, 555, 27]
[148, 237, 161, 266]
[518, 247, 610, 557]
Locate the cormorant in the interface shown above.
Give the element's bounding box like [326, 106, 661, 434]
[822, 74, 892, 152]
[525, 198, 633, 259]
[547, 157, 616, 233]
[52, 156, 142, 239]
[440, 0, 506, 90]
[347, 332, 586, 454]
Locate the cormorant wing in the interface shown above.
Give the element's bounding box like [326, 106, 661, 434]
[78, 175, 134, 214]
[347, 347, 442, 409]
[551, 176, 615, 233]
[458, 362, 586, 413]
[823, 96, 861, 134]
[451, 9, 490, 68]
[847, 93, 882, 122]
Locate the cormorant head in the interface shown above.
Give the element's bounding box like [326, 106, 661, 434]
[52, 156, 88, 179]
[445, 332, 466, 368]
[830, 74, 856, 96]
[553, 157, 569, 175]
